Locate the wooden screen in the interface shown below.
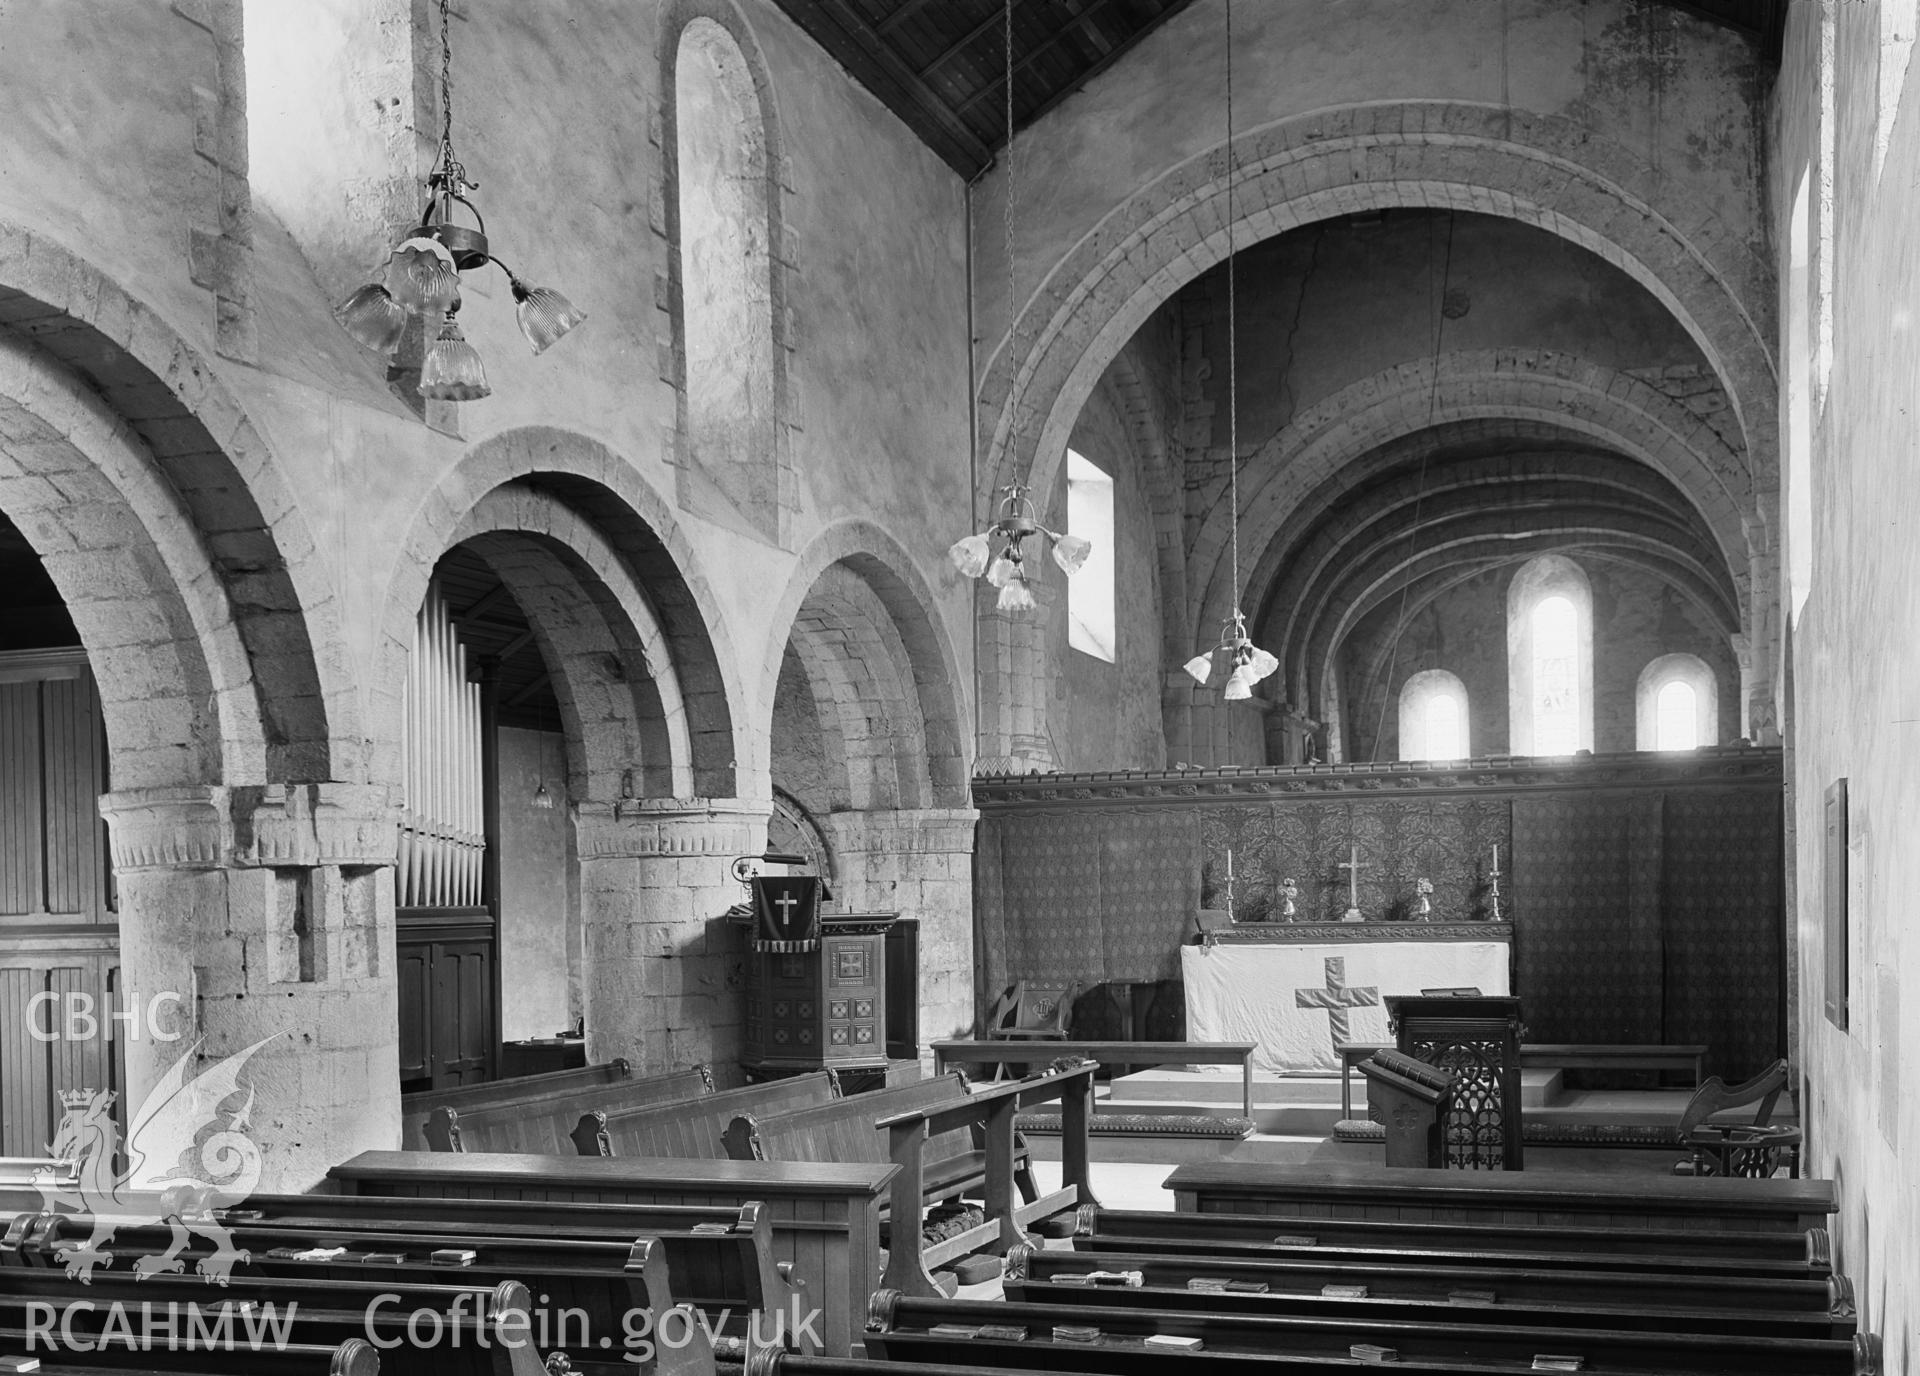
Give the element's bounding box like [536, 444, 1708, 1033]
[397, 581, 485, 910]
[0, 649, 122, 1154]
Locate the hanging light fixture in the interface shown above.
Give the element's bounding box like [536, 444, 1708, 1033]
[949, 481, 1092, 613]
[1182, 0, 1276, 704]
[949, 0, 1089, 614]
[335, 0, 585, 397]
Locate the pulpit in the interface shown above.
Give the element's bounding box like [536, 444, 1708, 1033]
[735, 879, 897, 1078]
[1387, 994, 1524, 1171]
[1359, 1049, 1455, 1168]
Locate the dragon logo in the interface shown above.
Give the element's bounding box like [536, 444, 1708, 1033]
[31, 1035, 278, 1285]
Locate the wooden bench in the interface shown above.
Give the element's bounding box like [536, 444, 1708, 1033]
[875, 1062, 1098, 1297]
[0, 1271, 558, 1376]
[723, 1074, 1037, 1213]
[574, 1070, 839, 1157]
[202, 1192, 804, 1349]
[1337, 1041, 1710, 1116]
[427, 1064, 716, 1152]
[1070, 1204, 1833, 1279]
[0, 1328, 378, 1376]
[1166, 1161, 1835, 1233]
[13, 1198, 802, 1361]
[932, 1040, 1258, 1119]
[1003, 1241, 1856, 1339]
[401, 1059, 637, 1149]
[330, 1149, 893, 1358]
[863, 1288, 1880, 1375]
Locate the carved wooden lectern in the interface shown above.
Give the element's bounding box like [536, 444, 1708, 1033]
[1359, 1048, 1455, 1168]
[1387, 994, 1525, 1171]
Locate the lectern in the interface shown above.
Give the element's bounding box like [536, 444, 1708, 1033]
[1387, 994, 1524, 1171]
[734, 878, 897, 1078]
[1359, 1048, 1455, 1168]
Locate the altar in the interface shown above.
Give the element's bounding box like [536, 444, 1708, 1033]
[1181, 923, 1513, 1075]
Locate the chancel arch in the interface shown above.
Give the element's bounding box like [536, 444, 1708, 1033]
[974, 105, 1778, 767]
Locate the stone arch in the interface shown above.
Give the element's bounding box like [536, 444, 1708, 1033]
[658, 0, 797, 547]
[378, 427, 743, 799]
[981, 104, 1773, 511]
[974, 104, 1779, 760]
[1193, 354, 1755, 653]
[0, 222, 352, 784]
[445, 486, 697, 803]
[0, 332, 254, 790]
[763, 521, 970, 811]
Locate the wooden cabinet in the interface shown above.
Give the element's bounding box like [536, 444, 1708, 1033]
[396, 914, 496, 1092]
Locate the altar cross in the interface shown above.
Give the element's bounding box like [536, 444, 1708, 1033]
[1295, 955, 1381, 1050]
[1337, 845, 1369, 921]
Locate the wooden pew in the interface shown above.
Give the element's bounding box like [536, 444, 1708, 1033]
[875, 1063, 1098, 1297]
[329, 1149, 892, 1358]
[1002, 1241, 1856, 1339]
[862, 1289, 1881, 1375]
[723, 1074, 1038, 1213]
[931, 1041, 1257, 1119]
[427, 1064, 716, 1153]
[401, 1059, 636, 1149]
[189, 1194, 803, 1345]
[10, 1201, 803, 1358]
[0, 1328, 378, 1376]
[1071, 1204, 1833, 1280]
[574, 1071, 839, 1158]
[0, 1271, 560, 1376]
[1165, 1161, 1835, 1233]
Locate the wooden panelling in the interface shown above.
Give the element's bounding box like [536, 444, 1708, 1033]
[0, 652, 109, 923]
[0, 942, 123, 1156]
[0, 681, 44, 916]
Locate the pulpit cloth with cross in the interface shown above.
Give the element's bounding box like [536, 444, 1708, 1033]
[749, 876, 824, 953]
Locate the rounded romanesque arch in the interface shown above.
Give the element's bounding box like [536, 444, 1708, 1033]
[762, 520, 970, 811]
[972, 104, 1779, 763]
[446, 486, 698, 804]
[0, 222, 354, 786]
[980, 104, 1773, 507]
[377, 427, 746, 801]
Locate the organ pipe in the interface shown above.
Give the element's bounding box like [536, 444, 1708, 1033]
[397, 580, 487, 910]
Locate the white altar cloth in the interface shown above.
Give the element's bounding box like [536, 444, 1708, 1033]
[1181, 940, 1511, 1075]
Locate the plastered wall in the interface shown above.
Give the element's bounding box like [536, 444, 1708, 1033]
[1775, 0, 1920, 1359]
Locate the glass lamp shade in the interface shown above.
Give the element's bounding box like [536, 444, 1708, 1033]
[1182, 653, 1215, 685]
[419, 316, 492, 401]
[985, 553, 1018, 589]
[1222, 663, 1256, 701]
[996, 573, 1037, 613]
[1246, 645, 1280, 683]
[335, 283, 410, 354]
[512, 281, 588, 355]
[531, 781, 556, 810]
[948, 533, 992, 579]
[387, 237, 461, 314]
[1050, 533, 1093, 575]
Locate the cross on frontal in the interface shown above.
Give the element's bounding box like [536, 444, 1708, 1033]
[773, 891, 799, 930]
[1295, 955, 1381, 1052]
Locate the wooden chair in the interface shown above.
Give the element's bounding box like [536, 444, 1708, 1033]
[980, 980, 1082, 1080]
[1675, 1058, 1801, 1178]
